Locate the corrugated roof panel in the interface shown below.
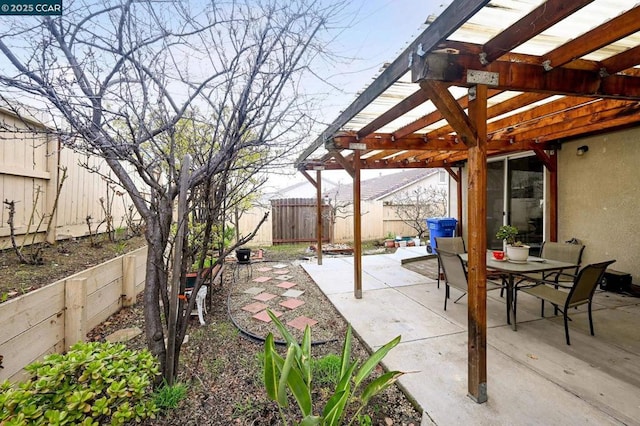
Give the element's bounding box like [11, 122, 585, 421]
[447, 0, 544, 45]
[423, 119, 450, 132]
[382, 150, 408, 160]
[360, 150, 382, 159]
[298, 1, 640, 167]
[584, 33, 640, 62]
[341, 1, 638, 136]
[515, 1, 638, 57]
[377, 86, 469, 134]
[446, 0, 636, 58]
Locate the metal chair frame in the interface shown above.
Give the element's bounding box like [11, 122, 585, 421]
[520, 260, 615, 345]
[434, 237, 466, 289]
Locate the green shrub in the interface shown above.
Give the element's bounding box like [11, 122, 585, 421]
[154, 381, 188, 410]
[0, 341, 160, 425]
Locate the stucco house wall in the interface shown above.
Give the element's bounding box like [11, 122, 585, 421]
[557, 127, 640, 283]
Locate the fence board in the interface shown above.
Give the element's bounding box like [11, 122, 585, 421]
[237, 206, 272, 246]
[1, 108, 143, 248]
[240, 201, 415, 244]
[271, 198, 330, 244]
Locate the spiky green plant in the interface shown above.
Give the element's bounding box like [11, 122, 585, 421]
[263, 310, 403, 425]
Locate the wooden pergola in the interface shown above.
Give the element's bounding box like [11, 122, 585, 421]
[296, 0, 640, 403]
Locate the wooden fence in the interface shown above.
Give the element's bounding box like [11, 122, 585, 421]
[0, 107, 141, 249]
[237, 204, 272, 247]
[271, 198, 330, 244]
[238, 199, 420, 245]
[0, 246, 147, 383]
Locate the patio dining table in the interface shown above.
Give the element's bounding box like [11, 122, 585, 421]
[460, 252, 577, 331]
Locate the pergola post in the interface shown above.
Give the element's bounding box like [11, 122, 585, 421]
[466, 84, 488, 403]
[549, 151, 558, 242]
[300, 169, 324, 264]
[353, 149, 362, 299]
[316, 169, 323, 265]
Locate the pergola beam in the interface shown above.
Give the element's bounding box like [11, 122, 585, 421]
[328, 149, 355, 178]
[412, 52, 640, 100]
[427, 92, 551, 139]
[492, 100, 640, 142]
[392, 89, 502, 139]
[419, 80, 477, 145]
[602, 45, 640, 75]
[332, 132, 468, 151]
[486, 96, 596, 137]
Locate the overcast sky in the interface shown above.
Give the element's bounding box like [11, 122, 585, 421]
[267, 0, 453, 190]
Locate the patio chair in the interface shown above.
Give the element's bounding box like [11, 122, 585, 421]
[434, 236, 466, 289]
[520, 260, 615, 345]
[526, 241, 585, 286]
[437, 249, 504, 312]
[506, 241, 585, 299]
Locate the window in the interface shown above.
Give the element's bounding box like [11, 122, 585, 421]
[438, 169, 447, 184]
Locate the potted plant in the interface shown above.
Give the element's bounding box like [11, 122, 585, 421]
[496, 225, 530, 261]
[383, 232, 396, 248]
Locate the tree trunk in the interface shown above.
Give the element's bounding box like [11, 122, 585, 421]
[143, 231, 167, 382]
[142, 198, 174, 382]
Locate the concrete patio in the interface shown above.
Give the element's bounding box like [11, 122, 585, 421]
[301, 248, 640, 426]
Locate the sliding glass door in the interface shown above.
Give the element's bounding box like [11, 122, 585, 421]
[487, 155, 544, 254]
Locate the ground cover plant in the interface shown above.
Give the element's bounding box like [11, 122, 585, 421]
[0, 342, 159, 425]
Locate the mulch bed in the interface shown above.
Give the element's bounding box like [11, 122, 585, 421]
[85, 253, 422, 425]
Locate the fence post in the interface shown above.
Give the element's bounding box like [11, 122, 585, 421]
[65, 277, 87, 349]
[122, 255, 136, 307]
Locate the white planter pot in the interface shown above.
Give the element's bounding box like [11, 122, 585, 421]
[506, 245, 530, 261]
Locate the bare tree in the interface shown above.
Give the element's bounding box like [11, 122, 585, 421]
[322, 182, 353, 241]
[0, 0, 344, 382]
[390, 186, 448, 239]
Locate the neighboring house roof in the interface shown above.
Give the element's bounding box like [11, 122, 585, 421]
[325, 169, 439, 202]
[266, 177, 339, 201]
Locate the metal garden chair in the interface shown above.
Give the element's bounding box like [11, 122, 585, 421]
[520, 260, 615, 345]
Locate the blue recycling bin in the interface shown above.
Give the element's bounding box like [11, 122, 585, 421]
[426, 217, 458, 253]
